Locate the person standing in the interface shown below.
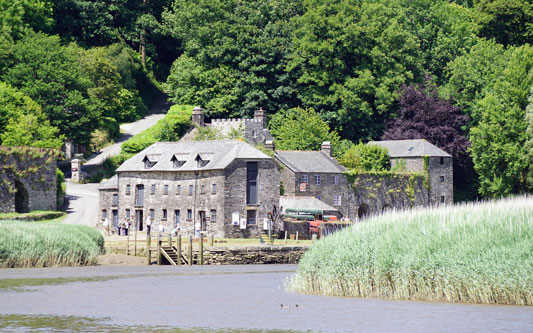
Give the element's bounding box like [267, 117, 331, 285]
[102, 218, 110, 236]
[146, 216, 152, 236]
[159, 222, 165, 235]
[195, 221, 201, 238]
[124, 218, 130, 236]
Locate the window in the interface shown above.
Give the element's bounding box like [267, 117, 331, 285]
[188, 185, 193, 196]
[440, 176, 445, 183]
[201, 184, 205, 194]
[135, 185, 144, 206]
[164, 184, 169, 195]
[212, 184, 217, 194]
[126, 184, 131, 195]
[176, 184, 181, 195]
[440, 157, 444, 165]
[334, 175, 339, 185]
[162, 209, 168, 220]
[112, 193, 118, 206]
[247, 210, 257, 224]
[187, 209, 192, 220]
[150, 209, 155, 219]
[102, 209, 108, 219]
[302, 175, 309, 184]
[151, 184, 156, 195]
[333, 195, 342, 206]
[125, 209, 130, 219]
[171, 156, 185, 168]
[210, 209, 217, 222]
[440, 196, 445, 203]
[314, 175, 321, 185]
[246, 162, 258, 204]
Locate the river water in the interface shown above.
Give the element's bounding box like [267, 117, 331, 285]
[0, 265, 531, 332]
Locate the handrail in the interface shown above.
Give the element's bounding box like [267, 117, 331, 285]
[160, 247, 177, 266]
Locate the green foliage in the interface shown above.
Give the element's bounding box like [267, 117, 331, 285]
[0, 0, 54, 40]
[288, 196, 533, 305]
[0, 220, 104, 268]
[339, 143, 390, 172]
[194, 126, 222, 141]
[0, 82, 63, 149]
[469, 44, 533, 197]
[269, 108, 343, 155]
[526, 89, 533, 188]
[121, 104, 192, 154]
[390, 158, 407, 173]
[56, 168, 66, 207]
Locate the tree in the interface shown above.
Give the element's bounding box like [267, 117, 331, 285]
[474, 0, 533, 46]
[0, 81, 63, 148]
[287, 0, 423, 141]
[525, 88, 533, 188]
[269, 107, 347, 156]
[469, 44, 533, 197]
[0, 0, 54, 40]
[1, 33, 98, 146]
[339, 142, 389, 172]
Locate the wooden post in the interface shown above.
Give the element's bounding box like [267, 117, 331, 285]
[284, 230, 288, 244]
[134, 222, 138, 256]
[296, 231, 299, 243]
[146, 234, 151, 265]
[208, 233, 214, 246]
[199, 233, 204, 265]
[168, 233, 172, 247]
[188, 235, 193, 266]
[176, 233, 182, 266]
[157, 234, 162, 265]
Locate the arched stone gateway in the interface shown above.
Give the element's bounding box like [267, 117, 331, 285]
[358, 203, 369, 219]
[15, 180, 30, 213]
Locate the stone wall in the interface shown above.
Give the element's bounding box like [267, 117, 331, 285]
[118, 170, 226, 237]
[0, 146, 58, 213]
[99, 189, 118, 229]
[223, 159, 280, 238]
[351, 173, 429, 218]
[202, 245, 308, 264]
[428, 156, 453, 205]
[283, 221, 310, 239]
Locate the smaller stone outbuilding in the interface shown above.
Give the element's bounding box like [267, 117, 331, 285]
[0, 146, 58, 213]
[369, 139, 453, 205]
[98, 175, 119, 230]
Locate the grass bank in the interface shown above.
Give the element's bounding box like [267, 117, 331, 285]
[286, 196, 533, 305]
[0, 221, 104, 268]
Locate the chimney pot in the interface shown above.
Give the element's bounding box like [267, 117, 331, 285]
[321, 141, 332, 157]
[192, 106, 205, 127]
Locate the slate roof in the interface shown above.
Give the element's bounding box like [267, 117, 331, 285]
[368, 139, 452, 158]
[98, 174, 118, 190]
[280, 196, 339, 213]
[116, 140, 272, 172]
[275, 151, 346, 174]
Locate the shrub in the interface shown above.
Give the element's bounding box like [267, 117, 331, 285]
[339, 142, 390, 172]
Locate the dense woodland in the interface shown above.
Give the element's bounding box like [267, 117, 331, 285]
[0, 0, 532, 200]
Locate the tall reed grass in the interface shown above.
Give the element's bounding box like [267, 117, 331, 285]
[287, 196, 533, 305]
[0, 221, 104, 268]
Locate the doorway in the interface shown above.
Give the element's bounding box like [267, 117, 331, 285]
[15, 180, 29, 213]
[136, 210, 144, 231]
[198, 211, 206, 231]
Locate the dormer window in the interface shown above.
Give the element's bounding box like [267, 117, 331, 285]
[195, 153, 213, 168]
[171, 153, 188, 168]
[142, 154, 160, 169]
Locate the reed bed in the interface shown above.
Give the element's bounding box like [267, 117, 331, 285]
[0, 221, 105, 268]
[287, 196, 533, 305]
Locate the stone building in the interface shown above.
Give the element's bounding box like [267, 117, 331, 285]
[0, 146, 57, 213]
[181, 107, 273, 145]
[275, 142, 356, 218]
[369, 139, 453, 205]
[99, 140, 280, 238]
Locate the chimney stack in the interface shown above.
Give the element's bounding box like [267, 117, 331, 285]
[192, 106, 204, 127]
[321, 141, 332, 157]
[264, 140, 275, 151]
[254, 107, 266, 129]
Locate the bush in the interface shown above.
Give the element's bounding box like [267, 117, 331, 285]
[121, 104, 192, 154]
[56, 168, 66, 207]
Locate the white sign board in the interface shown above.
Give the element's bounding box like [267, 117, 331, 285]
[240, 218, 247, 229]
[263, 218, 269, 230]
[232, 212, 239, 226]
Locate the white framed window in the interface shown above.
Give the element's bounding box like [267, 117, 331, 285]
[201, 184, 205, 194]
[162, 209, 168, 220]
[334, 175, 339, 185]
[176, 184, 181, 195]
[188, 185, 193, 195]
[333, 195, 342, 206]
[212, 184, 217, 194]
[125, 209, 130, 218]
[126, 184, 131, 194]
[112, 193, 118, 206]
[164, 184, 169, 195]
[210, 209, 217, 222]
[314, 175, 321, 185]
[187, 209, 192, 220]
[151, 184, 156, 194]
[149, 209, 155, 219]
[302, 175, 309, 184]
